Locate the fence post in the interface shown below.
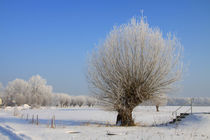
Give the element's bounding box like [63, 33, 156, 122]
[53, 115, 56, 128]
[26, 114, 28, 121]
[36, 115, 39, 125]
[51, 117, 53, 128]
[190, 98, 193, 115]
[32, 115, 34, 124]
[51, 116, 55, 128]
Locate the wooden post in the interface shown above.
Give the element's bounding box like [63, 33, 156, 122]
[191, 98, 193, 115]
[51, 116, 54, 128]
[32, 115, 34, 124]
[26, 114, 28, 121]
[36, 115, 39, 125]
[51, 117, 53, 128]
[175, 112, 178, 125]
[53, 115, 56, 128]
[51, 115, 56, 128]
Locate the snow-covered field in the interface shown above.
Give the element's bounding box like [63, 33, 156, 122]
[0, 106, 210, 140]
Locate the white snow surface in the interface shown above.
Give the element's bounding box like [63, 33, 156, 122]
[0, 106, 210, 140]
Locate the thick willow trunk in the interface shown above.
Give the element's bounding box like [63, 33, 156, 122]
[116, 109, 134, 126]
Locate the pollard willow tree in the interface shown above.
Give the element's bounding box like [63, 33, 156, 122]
[88, 16, 183, 126]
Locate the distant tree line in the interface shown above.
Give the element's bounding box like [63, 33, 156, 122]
[52, 94, 97, 107]
[0, 75, 209, 108]
[140, 97, 210, 106]
[167, 97, 210, 106]
[0, 75, 97, 107]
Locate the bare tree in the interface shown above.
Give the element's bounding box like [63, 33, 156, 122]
[4, 79, 29, 106]
[70, 97, 77, 107]
[88, 16, 183, 126]
[85, 96, 97, 107]
[140, 93, 167, 112]
[28, 75, 53, 106]
[2, 75, 55, 107]
[150, 93, 167, 112]
[75, 96, 85, 107]
[52, 93, 73, 107]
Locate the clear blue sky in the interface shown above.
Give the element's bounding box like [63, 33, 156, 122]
[0, 0, 210, 97]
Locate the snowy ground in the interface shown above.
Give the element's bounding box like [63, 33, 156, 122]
[0, 106, 210, 140]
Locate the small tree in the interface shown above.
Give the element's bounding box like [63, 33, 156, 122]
[88, 16, 183, 126]
[76, 96, 85, 107]
[28, 75, 53, 106]
[52, 93, 71, 107]
[151, 93, 167, 112]
[70, 97, 77, 107]
[86, 96, 97, 107]
[4, 79, 29, 106]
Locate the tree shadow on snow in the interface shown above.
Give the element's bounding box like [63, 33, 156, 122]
[0, 116, 112, 127]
